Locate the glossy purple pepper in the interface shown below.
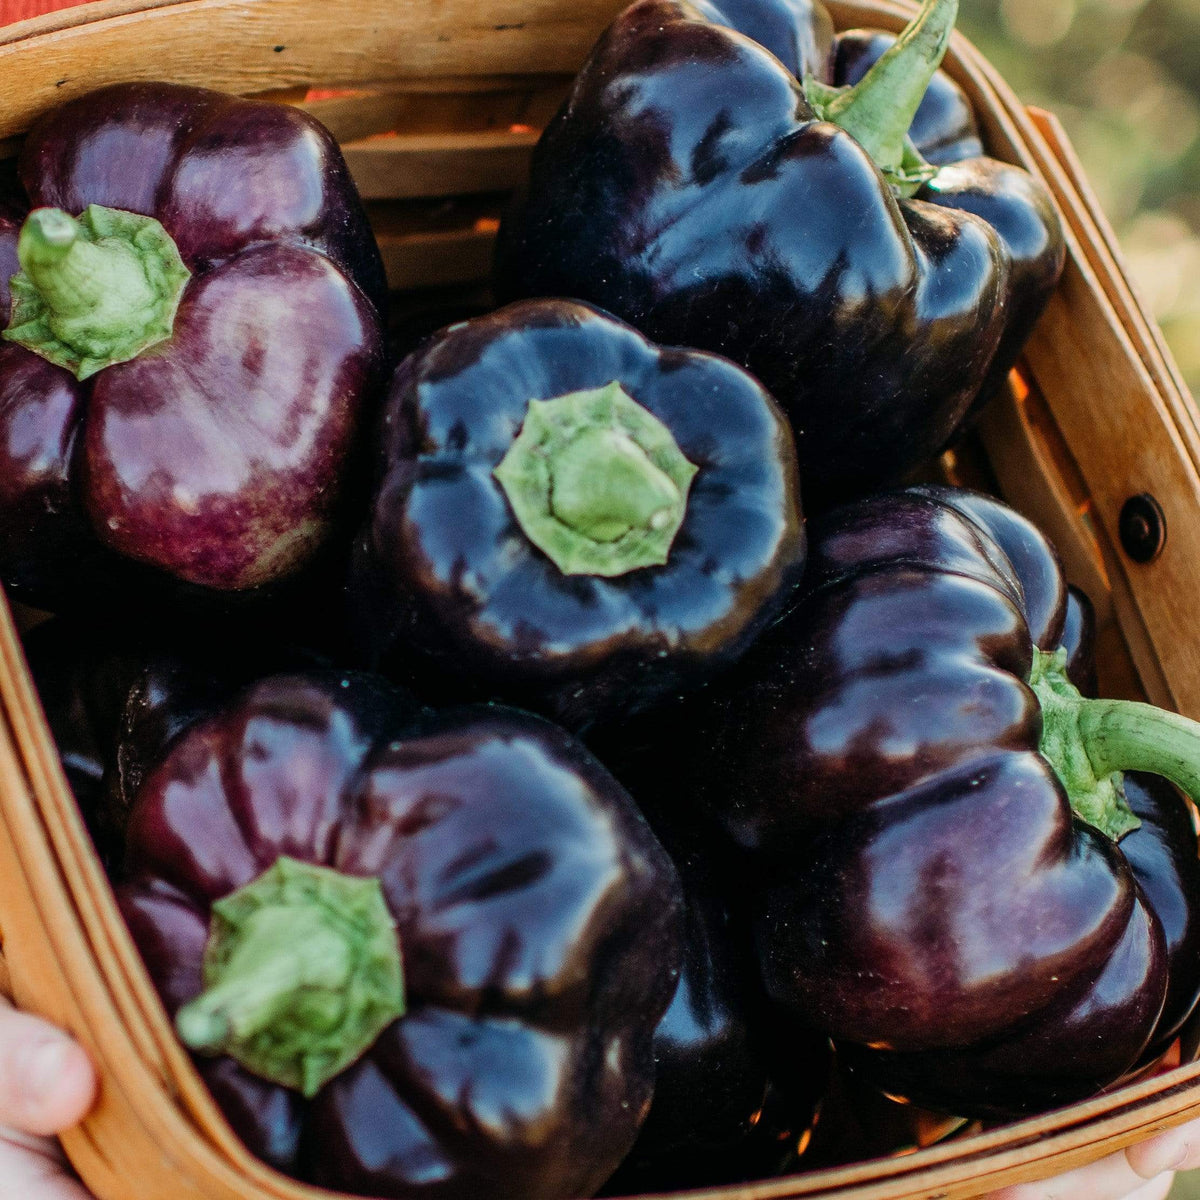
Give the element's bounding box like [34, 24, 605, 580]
[23, 618, 327, 871]
[495, 0, 1065, 498]
[599, 818, 828, 1192]
[349, 298, 806, 731]
[0, 83, 386, 608]
[649, 486, 1200, 1116]
[117, 672, 683, 1199]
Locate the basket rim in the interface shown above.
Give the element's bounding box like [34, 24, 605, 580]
[0, 0, 188, 46]
[3, 1, 1200, 1198]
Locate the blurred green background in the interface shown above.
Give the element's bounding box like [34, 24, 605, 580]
[957, 0, 1200, 398]
[954, 3, 1200, 1193]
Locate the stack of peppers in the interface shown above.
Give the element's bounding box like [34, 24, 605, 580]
[7, 0, 1200, 1198]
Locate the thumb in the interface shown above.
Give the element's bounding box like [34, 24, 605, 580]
[0, 997, 95, 1137]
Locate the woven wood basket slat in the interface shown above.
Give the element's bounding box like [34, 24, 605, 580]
[2, 1, 1200, 1197]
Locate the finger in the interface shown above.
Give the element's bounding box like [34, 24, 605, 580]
[0, 1128, 94, 1200]
[981, 1113, 1200, 1199]
[0, 997, 95, 1137]
[981, 1150, 1170, 1200]
[1125, 1174, 1175, 1200]
[1126, 1116, 1200, 1177]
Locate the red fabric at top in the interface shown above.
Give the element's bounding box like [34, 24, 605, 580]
[0, 0, 84, 24]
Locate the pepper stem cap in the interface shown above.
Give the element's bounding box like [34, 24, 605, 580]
[175, 857, 405, 1097]
[3, 204, 190, 380]
[803, 0, 957, 197]
[493, 381, 699, 577]
[1032, 647, 1200, 841]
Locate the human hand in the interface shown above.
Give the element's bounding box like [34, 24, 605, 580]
[981, 1116, 1200, 1200]
[0, 992, 96, 1199]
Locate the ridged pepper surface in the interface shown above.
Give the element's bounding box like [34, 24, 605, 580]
[116, 671, 683, 1198]
[496, 0, 1065, 498]
[644, 486, 1200, 1116]
[349, 299, 806, 731]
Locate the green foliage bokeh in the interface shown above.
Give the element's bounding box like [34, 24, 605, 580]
[958, 0, 1200, 393]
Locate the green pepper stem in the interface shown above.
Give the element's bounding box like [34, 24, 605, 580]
[175, 858, 405, 1097]
[3, 204, 190, 380]
[493, 382, 699, 577]
[18, 209, 154, 321]
[808, 0, 957, 193]
[549, 427, 682, 543]
[1075, 699, 1200, 803]
[176, 905, 354, 1050]
[1031, 648, 1200, 841]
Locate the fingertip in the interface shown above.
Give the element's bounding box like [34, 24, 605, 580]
[43, 1039, 97, 1133]
[16, 1036, 96, 1136]
[1127, 1118, 1200, 1179]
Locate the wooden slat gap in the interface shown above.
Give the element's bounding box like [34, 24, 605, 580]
[344, 125, 538, 197]
[286, 81, 567, 145]
[346, 128, 539, 149]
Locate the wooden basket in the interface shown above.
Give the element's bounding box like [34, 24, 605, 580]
[2, 1, 1200, 1197]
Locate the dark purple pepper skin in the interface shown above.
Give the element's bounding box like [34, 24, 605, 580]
[691, 0, 834, 78]
[603, 887, 775, 1192]
[832, 31, 1064, 429]
[1122, 775, 1200, 1059]
[0, 83, 386, 607]
[494, 0, 1066, 499]
[349, 299, 807, 732]
[1060, 585, 1098, 697]
[648, 486, 1199, 1117]
[22, 619, 328, 872]
[599, 828, 828, 1193]
[117, 674, 683, 1200]
[0, 192, 18, 321]
[17, 85, 386, 312]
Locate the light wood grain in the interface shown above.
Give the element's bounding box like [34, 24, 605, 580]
[286, 79, 568, 144]
[344, 128, 537, 200]
[1026, 107, 1199, 442]
[979, 375, 1153, 704]
[0, 0, 622, 141]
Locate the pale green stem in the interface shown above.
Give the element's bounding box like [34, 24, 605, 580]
[3, 204, 190, 380]
[493, 381, 698, 577]
[174, 857, 404, 1098]
[18, 209, 155, 324]
[821, 0, 958, 176]
[176, 905, 353, 1052]
[1032, 648, 1200, 841]
[1075, 700, 1200, 803]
